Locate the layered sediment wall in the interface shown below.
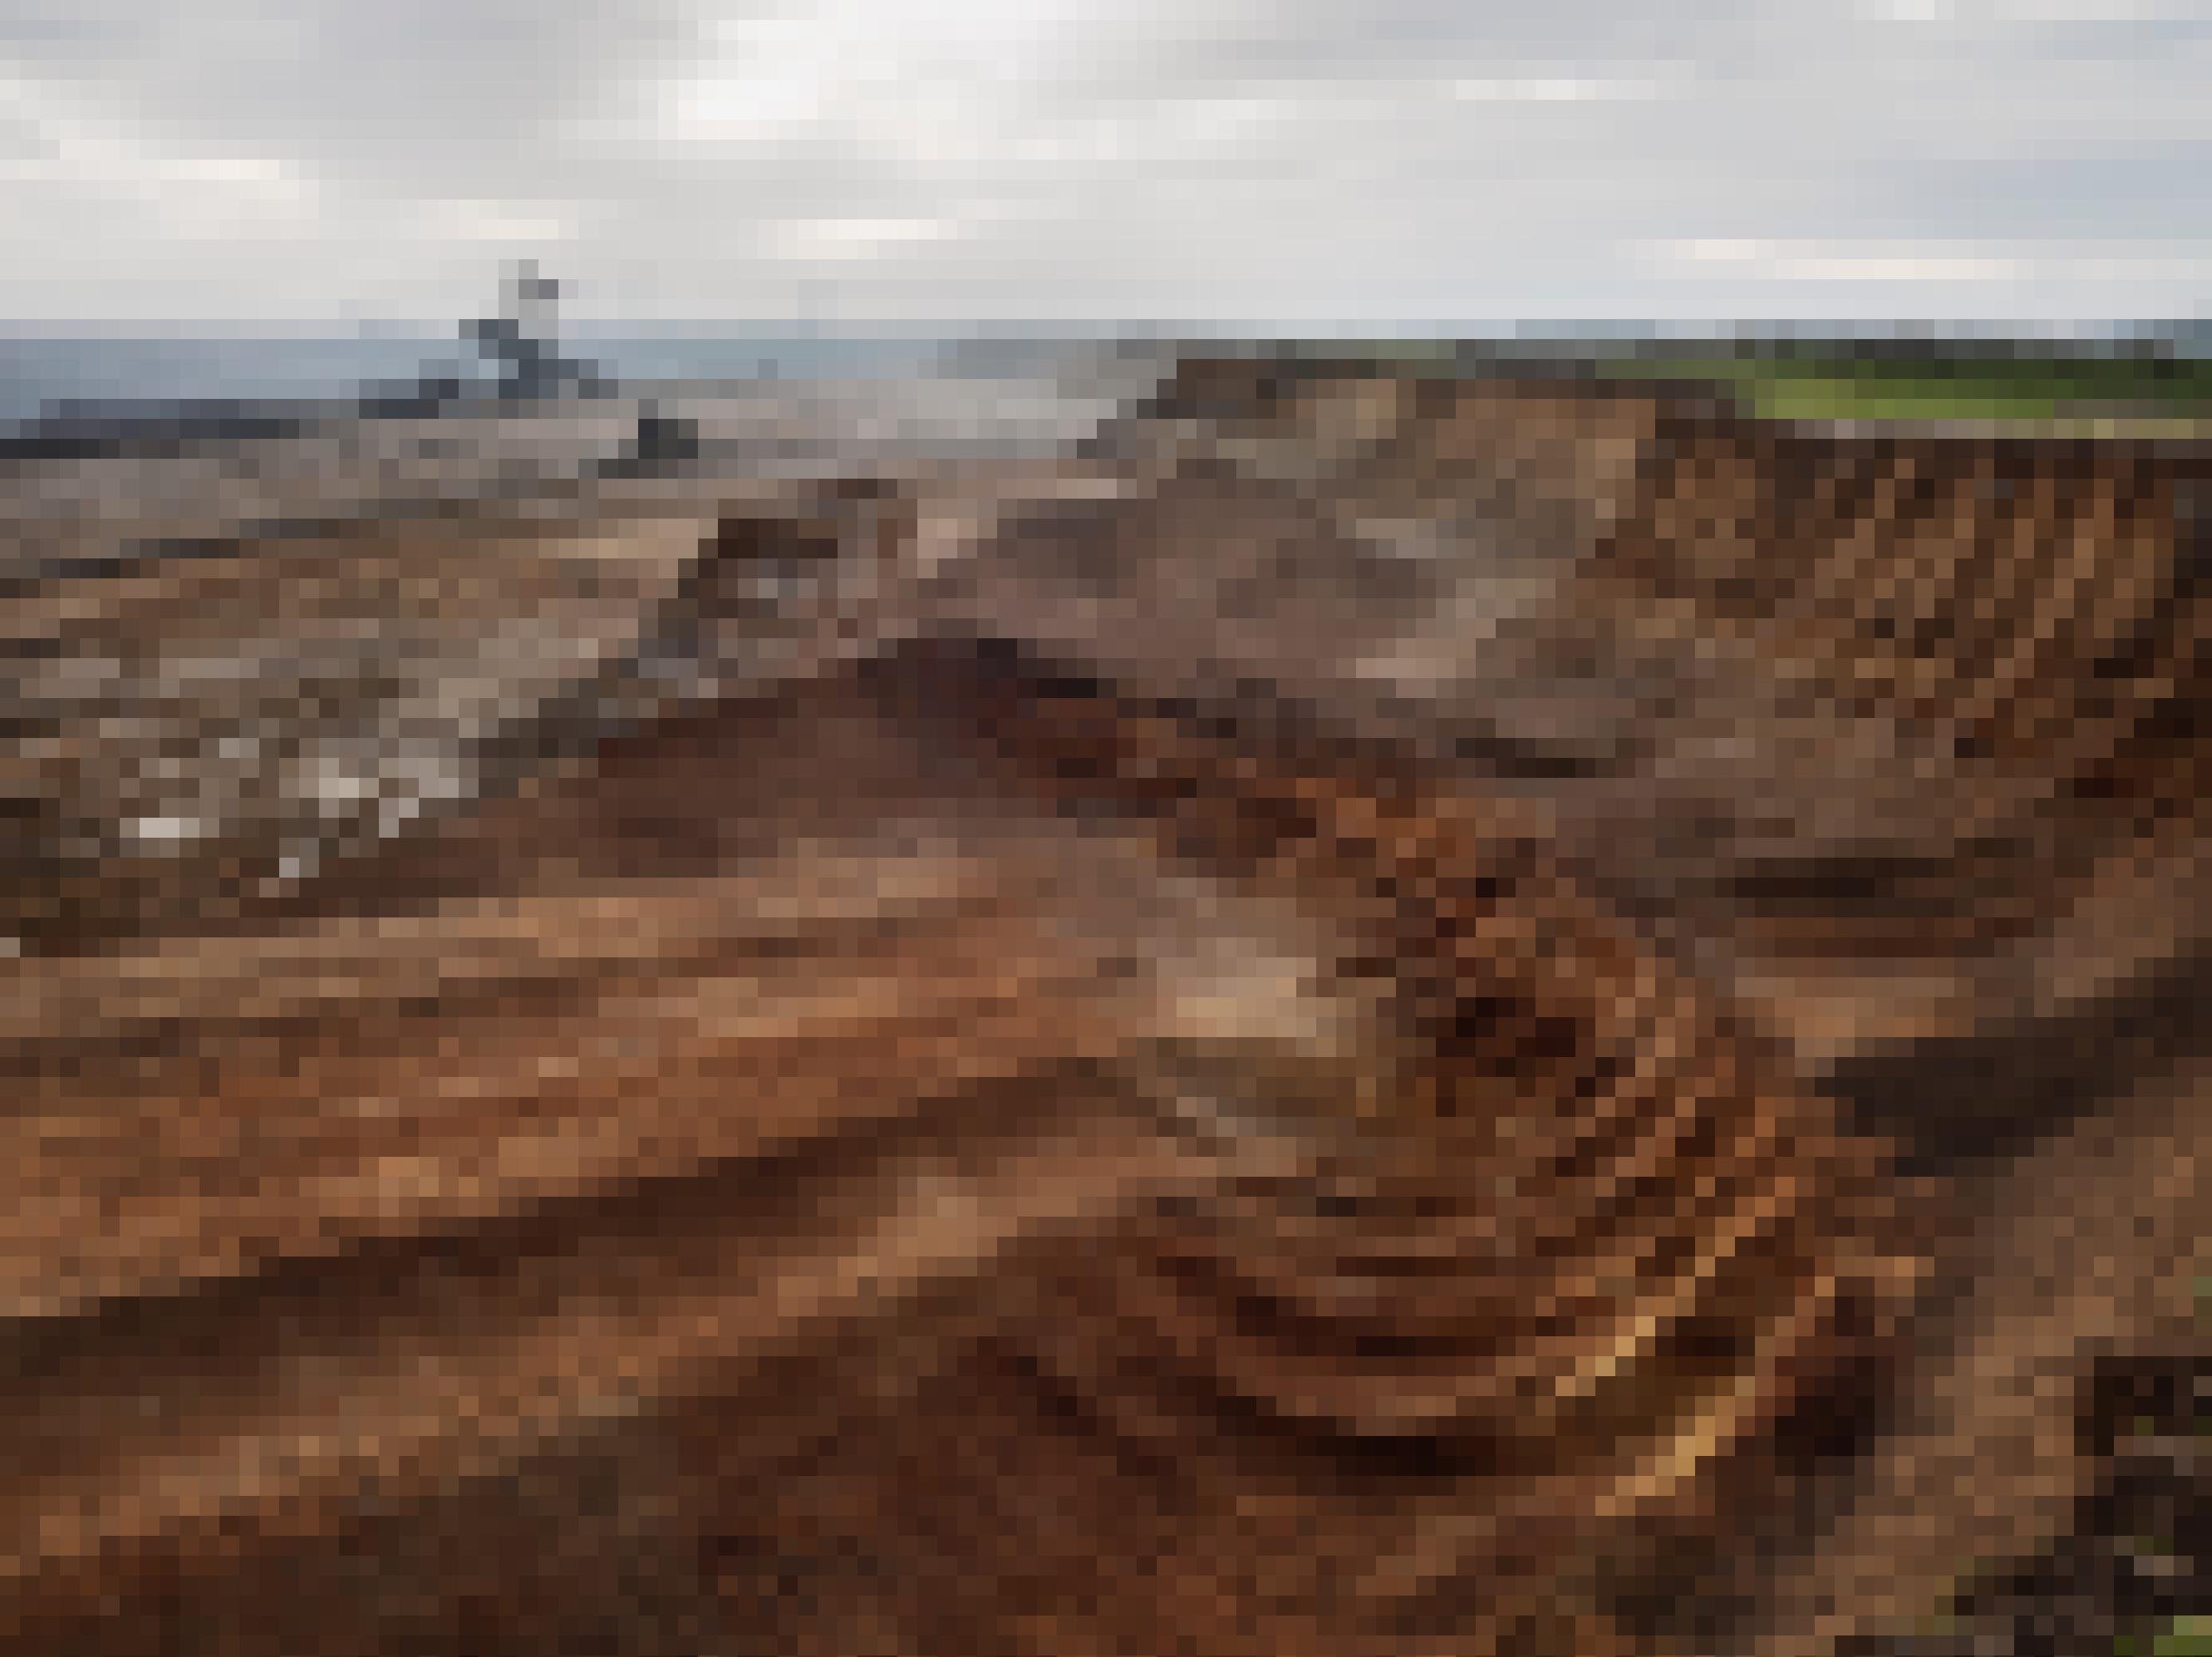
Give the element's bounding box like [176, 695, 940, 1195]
[1101, 356, 2210, 1051]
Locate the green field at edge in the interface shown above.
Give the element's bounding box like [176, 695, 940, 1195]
[1609, 349, 2212, 425]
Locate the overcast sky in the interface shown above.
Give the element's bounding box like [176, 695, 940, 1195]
[2, 0, 2207, 326]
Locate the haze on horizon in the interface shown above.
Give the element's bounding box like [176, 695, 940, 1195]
[2, 0, 2208, 330]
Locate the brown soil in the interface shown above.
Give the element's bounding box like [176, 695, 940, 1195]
[2, 353, 2203, 1654]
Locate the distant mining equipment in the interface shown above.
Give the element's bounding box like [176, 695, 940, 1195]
[460, 259, 611, 405]
[600, 401, 702, 477]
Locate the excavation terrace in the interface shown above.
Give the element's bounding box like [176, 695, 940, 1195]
[0, 351, 2206, 1656]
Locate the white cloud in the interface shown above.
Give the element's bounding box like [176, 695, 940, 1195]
[1655, 239, 2029, 282]
[1, 0, 2207, 322]
[771, 215, 968, 261]
[1450, 75, 1667, 102]
[425, 198, 579, 245]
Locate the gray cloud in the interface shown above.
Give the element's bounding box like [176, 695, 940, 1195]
[2, 0, 2206, 323]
